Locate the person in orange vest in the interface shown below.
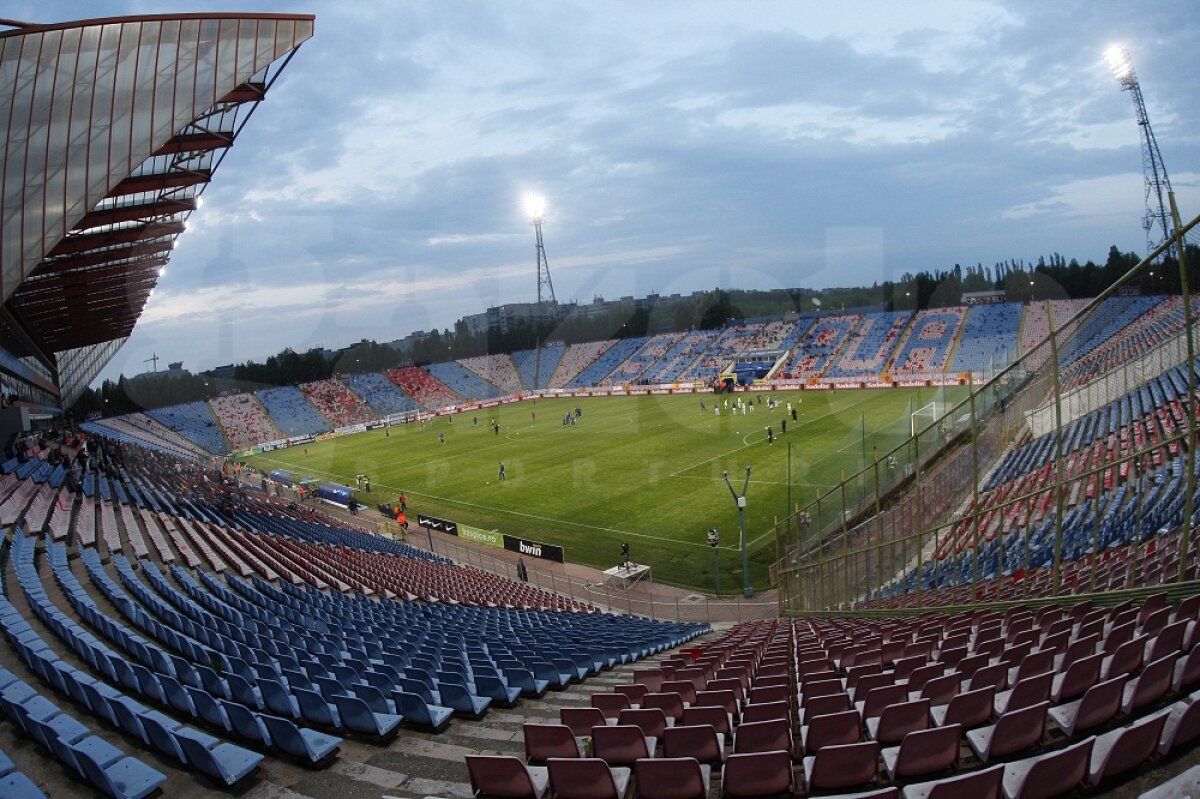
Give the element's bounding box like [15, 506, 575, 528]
[395, 508, 408, 531]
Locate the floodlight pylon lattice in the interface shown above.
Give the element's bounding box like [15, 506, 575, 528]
[528, 199, 557, 390]
[1104, 44, 1180, 263]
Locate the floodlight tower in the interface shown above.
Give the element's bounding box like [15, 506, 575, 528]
[1103, 44, 1178, 263]
[524, 194, 557, 389]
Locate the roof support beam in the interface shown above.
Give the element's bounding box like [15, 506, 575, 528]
[152, 131, 233, 155]
[105, 169, 211, 198]
[74, 199, 195, 229]
[48, 221, 184, 257]
[31, 242, 174, 275]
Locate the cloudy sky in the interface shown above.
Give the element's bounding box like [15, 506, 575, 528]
[18, 1, 1200, 383]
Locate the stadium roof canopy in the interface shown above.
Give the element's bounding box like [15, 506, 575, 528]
[0, 12, 314, 408]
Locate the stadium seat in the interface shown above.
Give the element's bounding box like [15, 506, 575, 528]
[662, 723, 724, 768]
[440, 683, 491, 719]
[966, 701, 1048, 763]
[70, 742, 162, 798]
[680, 705, 732, 737]
[618, 708, 670, 741]
[546, 757, 630, 799]
[881, 724, 961, 781]
[466, 754, 549, 799]
[331, 694, 402, 737]
[260, 713, 341, 764]
[475, 674, 521, 707]
[523, 723, 583, 764]
[929, 687, 993, 730]
[733, 717, 793, 757]
[561, 707, 610, 737]
[993, 672, 1053, 717]
[174, 733, 264, 788]
[641, 692, 686, 724]
[802, 740, 881, 792]
[901, 764, 1003, 799]
[801, 709, 861, 755]
[867, 698, 930, 744]
[1000, 737, 1093, 799]
[393, 691, 453, 733]
[720, 750, 794, 799]
[592, 693, 633, 720]
[633, 756, 710, 799]
[591, 724, 656, 767]
[1047, 675, 1124, 736]
[0, 771, 45, 799]
[1088, 711, 1169, 785]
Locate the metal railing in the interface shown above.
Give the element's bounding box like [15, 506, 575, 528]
[777, 206, 1200, 614]
[395, 525, 775, 623]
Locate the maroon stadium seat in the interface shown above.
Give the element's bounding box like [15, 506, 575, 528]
[633, 756, 710, 799]
[1000, 737, 1093, 799]
[546, 757, 629, 799]
[881, 723, 961, 781]
[523, 723, 582, 764]
[465, 754, 549, 799]
[662, 723, 724, 768]
[720, 750, 794, 799]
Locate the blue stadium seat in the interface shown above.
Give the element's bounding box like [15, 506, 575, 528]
[330, 693, 402, 737]
[260, 713, 341, 764]
[392, 690, 453, 733]
[174, 732, 264, 787]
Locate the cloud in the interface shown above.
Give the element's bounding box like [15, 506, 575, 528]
[426, 232, 523, 247]
[1003, 173, 1144, 221]
[18, 1, 1193, 385]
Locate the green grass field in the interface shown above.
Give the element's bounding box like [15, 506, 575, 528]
[244, 387, 963, 592]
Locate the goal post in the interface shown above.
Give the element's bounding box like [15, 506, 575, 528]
[910, 400, 945, 438]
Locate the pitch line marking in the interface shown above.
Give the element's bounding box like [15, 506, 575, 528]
[666, 398, 864, 479]
[249, 453, 727, 552]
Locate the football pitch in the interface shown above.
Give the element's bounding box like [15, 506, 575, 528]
[244, 387, 965, 592]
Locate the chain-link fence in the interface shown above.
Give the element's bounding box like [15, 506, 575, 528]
[778, 211, 1200, 614]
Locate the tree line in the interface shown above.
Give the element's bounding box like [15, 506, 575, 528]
[70, 242, 1197, 419]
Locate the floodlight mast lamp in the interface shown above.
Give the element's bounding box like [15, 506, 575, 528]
[1103, 43, 1178, 263]
[723, 467, 754, 598]
[525, 194, 557, 390]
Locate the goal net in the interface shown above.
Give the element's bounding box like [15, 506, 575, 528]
[910, 400, 945, 438]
